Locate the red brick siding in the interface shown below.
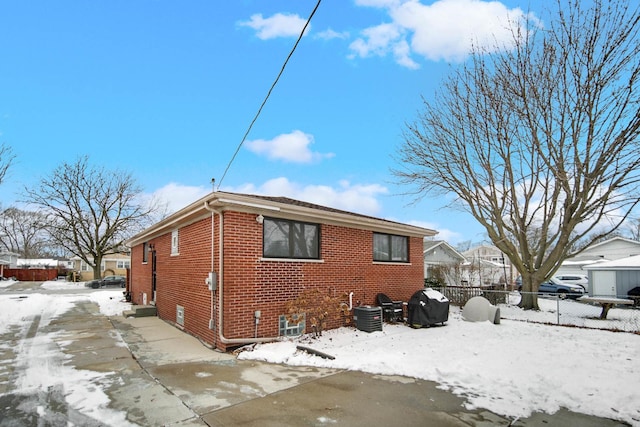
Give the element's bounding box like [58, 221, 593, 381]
[130, 210, 424, 352]
[130, 244, 152, 305]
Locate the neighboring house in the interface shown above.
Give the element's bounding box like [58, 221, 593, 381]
[461, 244, 515, 287]
[0, 251, 19, 269]
[583, 255, 640, 298]
[56, 258, 75, 271]
[556, 237, 640, 277]
[17, 258, 59, 268]
[126, 191, 436, 352]
[423, 240, 466, 285]
[0, 251, 19, 278]
[71, 253, 131, 281]
[17, 257, 73, 270]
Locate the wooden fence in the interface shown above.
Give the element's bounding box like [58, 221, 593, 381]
[2, 268, 59, 282]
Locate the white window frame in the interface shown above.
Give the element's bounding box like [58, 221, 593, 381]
[171, 229, 179, 255]
[117, 260, 130, 269]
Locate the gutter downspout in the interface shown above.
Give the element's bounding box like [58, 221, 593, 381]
[203, 201, 279, 347]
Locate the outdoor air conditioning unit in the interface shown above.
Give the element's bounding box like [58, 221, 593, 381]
[353, 306, 383, 332]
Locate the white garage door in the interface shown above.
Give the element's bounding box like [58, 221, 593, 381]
[592, 271, 616, 296]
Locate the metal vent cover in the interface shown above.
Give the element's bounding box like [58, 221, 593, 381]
[176, 305, 185, 326]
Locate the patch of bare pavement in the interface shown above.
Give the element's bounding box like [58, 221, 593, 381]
[0, 283, 630, 426]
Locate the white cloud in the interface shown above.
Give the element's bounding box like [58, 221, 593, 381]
[238, 13, 309, 40]
[349, 23, 403, 58]
[408, 219, 469, 244]
[315, 28, 350, 41]
[225, 177, 388, 217]
[355, 0, 402, 6]
[245, 130, 334, 163]
[351, 0, 534, 66]
[150, 182, 210, 214]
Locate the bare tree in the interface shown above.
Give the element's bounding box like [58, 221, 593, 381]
[394, 0, 640, 309]
[0, 208, 50, 257]
[622, 218, 640, 241]
[0, 143, 15, 186]
[23, 156, 158, 279]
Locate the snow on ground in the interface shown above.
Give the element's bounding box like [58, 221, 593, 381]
[40, 280, 88, 290]
[2, 282, 639, 425]
[88, 291, 133, 316]
[239, 306, 640, 426]
[0, 279, 17, 288]
[0, 285, 132, 331]
[503, 292, 640, 332]
[39, 280, 130, 316]
[0, 288, 135, 426]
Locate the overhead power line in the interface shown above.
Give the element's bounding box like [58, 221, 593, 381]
[217, 0, 322, 190]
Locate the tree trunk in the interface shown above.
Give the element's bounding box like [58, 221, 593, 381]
[518, 292, 539, 311]
[91, 253, 104, 280]
[518, 275, 540, 310]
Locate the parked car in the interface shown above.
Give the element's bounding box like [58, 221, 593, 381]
[517, 277, 585, 299]
[553, 274, 588, 290]
[85, 275, 126, 289]
[102, 275, 126, 288]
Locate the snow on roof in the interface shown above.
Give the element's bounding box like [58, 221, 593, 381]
[17, 258, 58, 267]
[584, 236, 640, 251]
[561, 258, 608, 266]
[480, 259, 508, 268]
[423, 240, 466, 261]
[583, 254, 640, 270]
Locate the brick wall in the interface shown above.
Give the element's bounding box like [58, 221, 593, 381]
[130, 210, 424, 352]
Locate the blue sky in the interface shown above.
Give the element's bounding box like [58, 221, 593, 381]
[0, 0, 536, 246]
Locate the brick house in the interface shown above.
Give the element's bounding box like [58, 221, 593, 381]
[126, 191, 436, 352]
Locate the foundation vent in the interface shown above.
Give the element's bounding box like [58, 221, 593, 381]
[176, 305, 185, 326]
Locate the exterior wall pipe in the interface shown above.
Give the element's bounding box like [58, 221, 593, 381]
[203, 201, 279, 347]
[204, 203, 216, 331]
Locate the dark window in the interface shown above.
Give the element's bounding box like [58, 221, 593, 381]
[373, 233, 408, 262]
[142, 242, 148, 263]
[263, 218, 320, 259]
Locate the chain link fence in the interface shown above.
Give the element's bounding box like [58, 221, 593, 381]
[437, 286, 640, 333]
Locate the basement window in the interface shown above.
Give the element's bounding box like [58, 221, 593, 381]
[279, 314, 305, 337]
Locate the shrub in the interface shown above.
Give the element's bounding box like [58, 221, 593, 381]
[285, 288, 351, 338]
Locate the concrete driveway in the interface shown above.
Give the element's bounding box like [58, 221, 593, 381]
[0, 282, 628, 426]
